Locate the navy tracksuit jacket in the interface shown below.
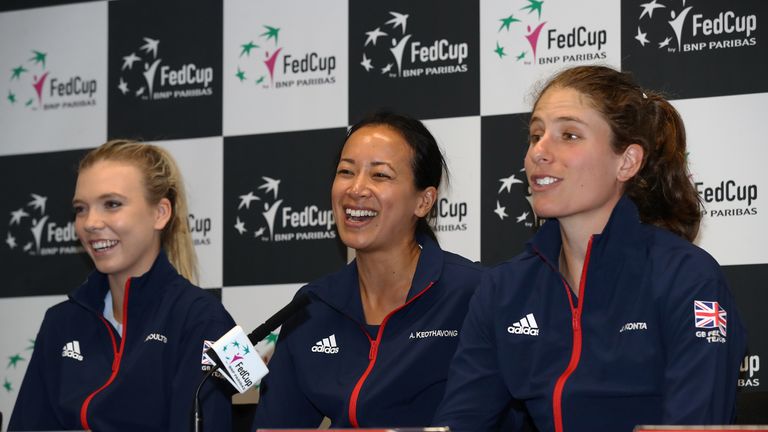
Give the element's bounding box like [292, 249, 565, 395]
[9, 251, 235, 431]
[435, 196, 747, 432]
[254, 234, 484, 428]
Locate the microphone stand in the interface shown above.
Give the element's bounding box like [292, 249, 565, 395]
[192, 351, 224, 432]
[190, 294, 309, 432]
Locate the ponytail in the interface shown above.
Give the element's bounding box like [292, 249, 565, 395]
[625, 93, 701, 241]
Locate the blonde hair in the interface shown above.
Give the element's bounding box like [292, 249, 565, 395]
[78, 140, 199, 283]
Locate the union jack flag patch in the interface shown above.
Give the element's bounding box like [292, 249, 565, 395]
[201, 340, 215, 365]
[694, 300, 727, 336]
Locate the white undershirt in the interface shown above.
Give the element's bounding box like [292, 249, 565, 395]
[103, 290, 124, 335]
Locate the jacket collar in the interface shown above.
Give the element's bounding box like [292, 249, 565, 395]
[528, 195, 644, 269]
[69, 250, 178, 315]
[307, 232, 444, 323]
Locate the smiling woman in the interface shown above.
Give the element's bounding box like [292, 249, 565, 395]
[74, 160, 171, 297]
[253, 111, 485, 428]
[435, 65, 747, 432]
[9, 140, 236, 432]
[331, 124, 435, 257]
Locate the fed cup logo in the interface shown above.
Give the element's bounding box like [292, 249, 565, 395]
[233, 176, 336, 243]
[234, 25, 337, 89]
[221, 339, 256, 390]
[222, 340, 251, 365]
[359, 10, 469, 78]
[5, 193, 83, 257]
[633, 1, 757, 53]
[492, 0, 608, 66]
[117, 37, 214, 101]
[6, 49, 97, 111]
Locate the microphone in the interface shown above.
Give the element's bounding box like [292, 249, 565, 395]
[203, 292, 311, 393]
[192, 293, 311, 431]
[248, 292, 311, 344]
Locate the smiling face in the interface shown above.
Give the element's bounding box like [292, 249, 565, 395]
[524, 86, 629, 229]
[331, 125, 435, 254]
[73, 160, 170, 288]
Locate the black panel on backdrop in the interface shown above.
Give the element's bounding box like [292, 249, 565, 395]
[621, 0, 767, 99]
[722, 263, 766, 394]
[107, 0, 223, 141]
[480, 113, 538, 266]
[0, 0, 93, 13]
[349, 0, 480, 123]
[0, 149, 93, 298]
[736, 392, 768, 423]
[223, 128, 347, 286]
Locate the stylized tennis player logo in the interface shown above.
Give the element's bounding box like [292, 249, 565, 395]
[235, 176, 282, 241]
[223, 340, 251, 365]
[234, 25, 282, 86]
[7, 50, 48, 109]
[491, 0, 546, 64]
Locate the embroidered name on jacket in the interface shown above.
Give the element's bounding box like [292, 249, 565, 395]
[619, 322, 648, 332]
[408, 329, 459, 339]
[144, 333, 168, 343]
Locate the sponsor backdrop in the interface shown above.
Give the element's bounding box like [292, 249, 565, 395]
[0, 0, 765, 427]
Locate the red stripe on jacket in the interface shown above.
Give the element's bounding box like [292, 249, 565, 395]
[80, 278, 131, 430]
[348, 281, 435, 427]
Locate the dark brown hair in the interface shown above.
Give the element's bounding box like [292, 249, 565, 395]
[346, 111, 447, 243]
[533, 65, 702, 241]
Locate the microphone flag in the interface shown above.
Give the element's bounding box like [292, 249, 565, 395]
[203, 325, 268, 393]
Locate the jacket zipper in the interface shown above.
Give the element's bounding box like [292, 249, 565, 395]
[551, 236, 593, 432]
[79, 278, 131, 430]
[347, 281, 435, 428]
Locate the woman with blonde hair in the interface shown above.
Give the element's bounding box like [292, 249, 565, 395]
[10, 140, 235, 431]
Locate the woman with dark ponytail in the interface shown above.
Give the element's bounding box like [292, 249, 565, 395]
[253, 111, 484, 428]
[436, 65, 746, 431]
